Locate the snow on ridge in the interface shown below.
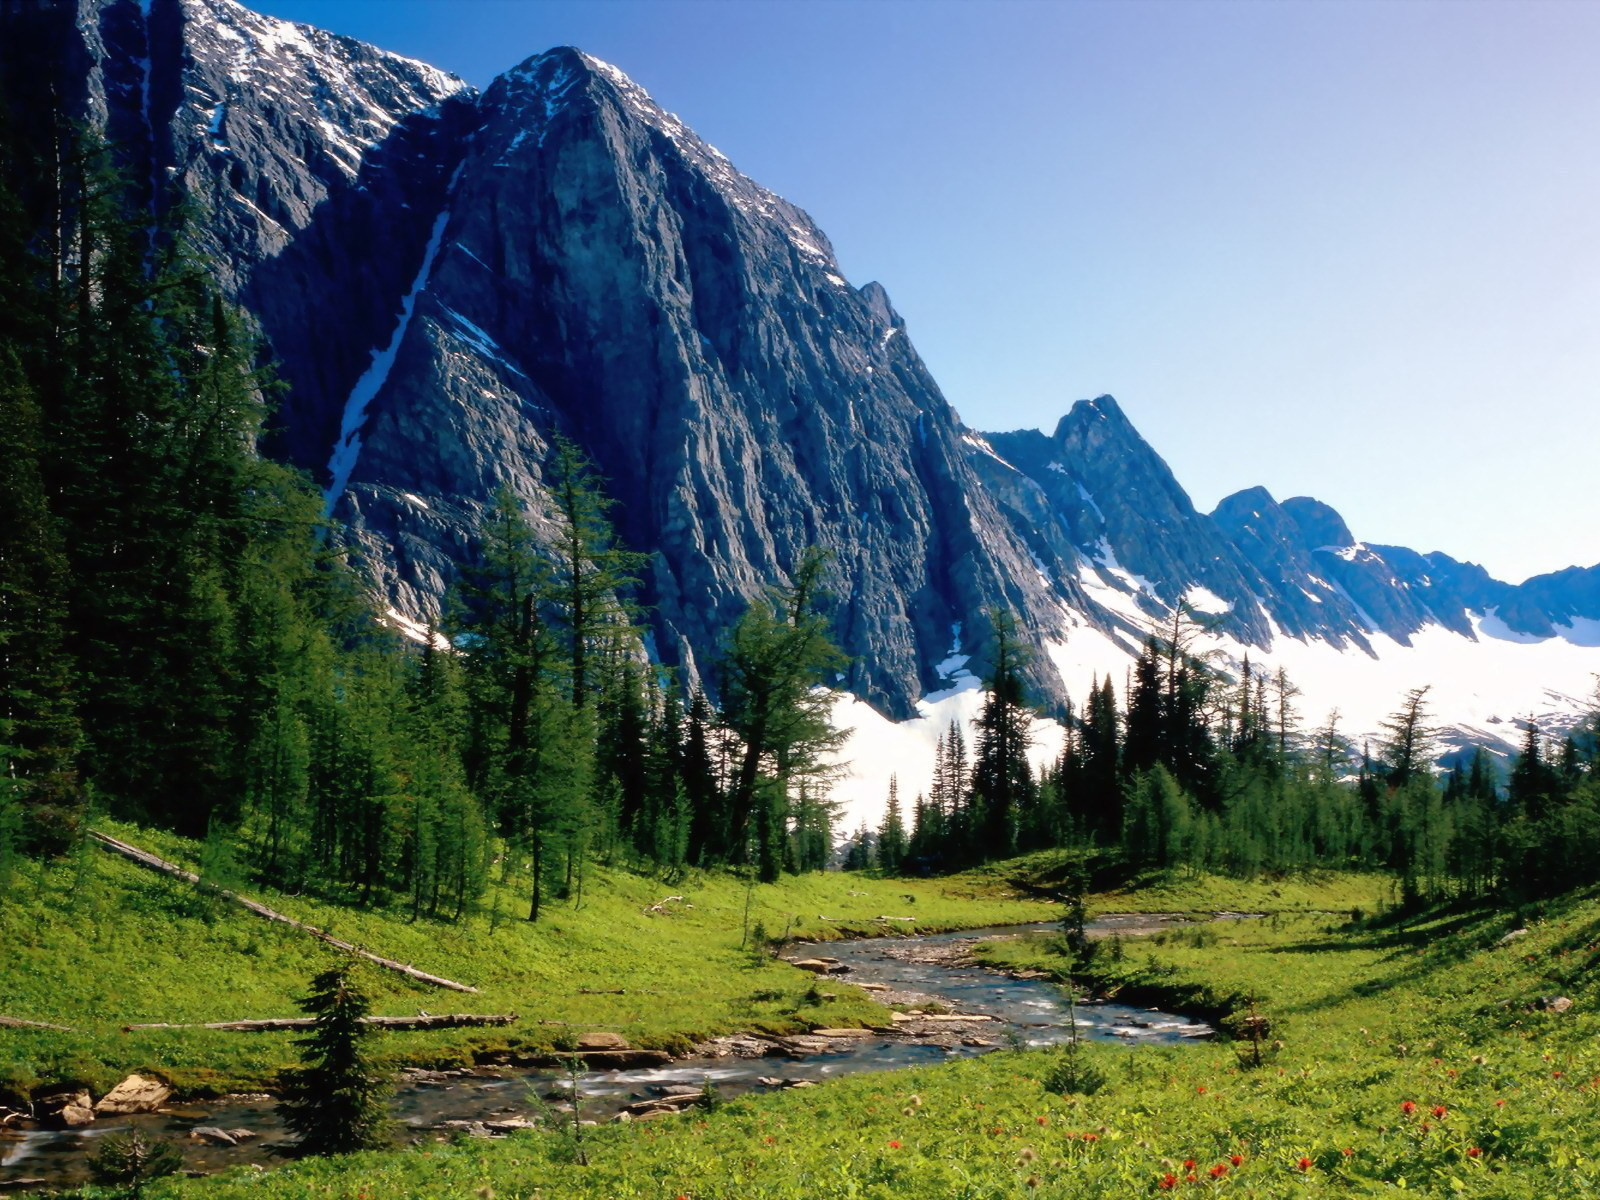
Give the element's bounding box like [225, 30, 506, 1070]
[187, 0, 470, 181]
[959, 433, 1019, 472]
[1183, 585, 1232, 615]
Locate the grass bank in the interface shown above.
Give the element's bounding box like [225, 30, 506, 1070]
[52, 874, 1600, 1199]
[0, 821, 1055, 1100]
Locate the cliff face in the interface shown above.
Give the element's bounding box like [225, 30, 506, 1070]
[337, 48, 1071, 714]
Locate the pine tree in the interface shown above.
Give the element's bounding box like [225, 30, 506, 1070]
[876, 776, 907, 872]
[278, 963, 392, 1155]
[719, 548, 848, 882]
[968, 611, 1035, 861]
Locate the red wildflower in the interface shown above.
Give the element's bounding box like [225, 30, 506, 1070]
[1196, 1086, 1207, 1094]
[1554, 1071, 1564, 1079]
[1183, 1159, 1196, 1170]
[1495, 1099, 1506, 1107]
[1400, 1101, 1418, 1115]
[1037, 1115, 1049, 1126]
[1297, 1157, 1312, 1172]
[1186, 1175, 1198, 1184]
[1467, 1147, 1482, 1159]
[1209, 1164, 1228, 1178]
[1082, 1133, 1100, 1143]
[887, 1140, 901, 1149]
[1230, 1154, 1244, 1166]
[1432, 1105, 1448, 1119]
[1341, 1148, 1354, 1157]
[1158, 1175, 1178, 1190]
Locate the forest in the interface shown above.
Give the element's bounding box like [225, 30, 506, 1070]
[3, 129, 1598, 932]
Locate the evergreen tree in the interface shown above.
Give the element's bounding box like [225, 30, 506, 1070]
[719, 548, 848, 882]
[876, 776, 907, 872]
[278, 963, 392, 1156]
[968, 611, 1035, 861]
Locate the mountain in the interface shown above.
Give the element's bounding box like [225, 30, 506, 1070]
[9, 0, 1599, 815]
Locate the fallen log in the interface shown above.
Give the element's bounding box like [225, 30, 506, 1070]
[0, 1015, 75, 1031]
[122, 1013, 517, 1034]
[89, 832, 478, 993]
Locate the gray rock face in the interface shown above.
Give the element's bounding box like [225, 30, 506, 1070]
[337, 47, 1068, 714]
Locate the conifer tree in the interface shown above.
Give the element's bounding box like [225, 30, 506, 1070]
[720, 548, 847, 882]
[278, 963, 392, 1156]
[876, 776, 907, 872]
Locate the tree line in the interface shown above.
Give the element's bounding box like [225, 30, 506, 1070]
[853, 609, 1600, 903]
[0, 130, 846, 914]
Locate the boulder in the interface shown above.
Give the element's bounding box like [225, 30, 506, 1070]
[35, 1088, 93, 1129]
[189, 1127, 238, 1147]
[95, 1074, 173, 1116]
[789, 959, 834, 974]
[577, 1049, 672, 1069]
[809, 1028, 875, 1039]
[575, 1031, 630, 1051]
[1540, 996, 1574, 1013]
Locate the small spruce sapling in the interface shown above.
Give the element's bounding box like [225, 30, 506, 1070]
[277, 962, 392, 1155]
[86, 1129, 184, 1195]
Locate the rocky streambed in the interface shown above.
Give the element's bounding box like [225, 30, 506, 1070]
[0, 916, 1217, 1191]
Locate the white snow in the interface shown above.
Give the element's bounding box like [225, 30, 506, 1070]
[401, 492, 431, 511]
[1183, 585, 1232, 615]
[437, 305, 528, 377]
[325, 189, 456, 515]
[828, 686, 1065, 834]
[384, 605, 451, 652]
[959, 433, 1019, 473]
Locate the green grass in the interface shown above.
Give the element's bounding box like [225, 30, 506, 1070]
[13, 842, 1600, 1198]
[45, 872, 1600, 1199]
[0, 821, 1054, 1099]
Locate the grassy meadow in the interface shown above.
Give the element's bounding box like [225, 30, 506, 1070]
[0, 820, 1055, 1099]
[8, 832, 1600, 1198]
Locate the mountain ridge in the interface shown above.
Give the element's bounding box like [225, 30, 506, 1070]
[6, 0, 1597, 794]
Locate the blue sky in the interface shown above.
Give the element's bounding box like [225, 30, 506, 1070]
[253, 0, 1600, 583]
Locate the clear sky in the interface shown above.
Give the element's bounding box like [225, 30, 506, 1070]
[251, 0, 1600, 584]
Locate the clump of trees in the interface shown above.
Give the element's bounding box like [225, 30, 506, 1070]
[877, 604, 1599, 903]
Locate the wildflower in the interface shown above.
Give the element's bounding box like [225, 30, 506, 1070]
[1432, 1105, 1448, 1119]
[1082, 1133, 1099, 1143]
[1467, 1147, 1482, 1159]
[1019, 1148, 1038, 1163]
[908, 1094, 923, 1107]
[1196, 1085, 1207, 1094]
[1230, 1154, 1244, 1166]
[1025, 1176, 1041, 1189]
[1158, 1176, 1178, 1191]
[1036, 1115, 1048, 1125]
[1342, 1147, 1354, 1157]
[1183, 1159, 1197, 1170]
[1495, 1099, 1506, 1108]
[1209, 1164, 1228, 1178]
[887, 1140, 901, 1149]
[1297, 1157, 1312, 1172]
[1553, 1071, 1564, 1079]
[1186, 1174, 1198, 1184]
[1400, 1100, 1418, 1115]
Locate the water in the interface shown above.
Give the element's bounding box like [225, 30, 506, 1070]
[0, 916, 1213, 1190]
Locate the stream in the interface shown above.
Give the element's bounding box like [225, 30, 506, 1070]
[0, 915, 1218, 1191]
